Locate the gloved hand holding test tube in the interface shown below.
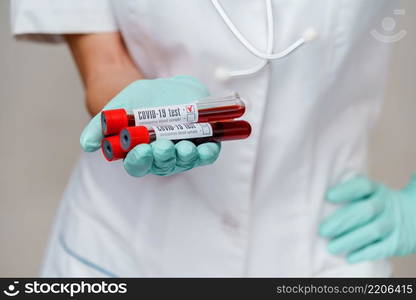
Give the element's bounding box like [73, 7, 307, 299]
[80, 76, 251, 177]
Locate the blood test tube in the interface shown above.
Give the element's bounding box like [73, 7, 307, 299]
[101, 135, 127, 161]
[119, 120, 252, 152]
[101, 92, 246, 136]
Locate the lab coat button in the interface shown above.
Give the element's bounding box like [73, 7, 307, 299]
[221, 212, 240, 230]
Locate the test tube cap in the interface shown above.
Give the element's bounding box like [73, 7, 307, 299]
[101, 109, 129, 136]
[101, 135, 126, 161]
[120, 126, 151, 151]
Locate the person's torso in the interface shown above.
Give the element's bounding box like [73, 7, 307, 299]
[59, 0, 396, 276]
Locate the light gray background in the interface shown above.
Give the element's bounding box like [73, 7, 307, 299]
[0, 0, 415, 276]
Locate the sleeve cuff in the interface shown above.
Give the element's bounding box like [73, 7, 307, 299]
[11, 0, 119, 43]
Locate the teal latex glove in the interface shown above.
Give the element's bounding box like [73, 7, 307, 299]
[80, 76, 221, 177]
[319, 175, 416, 264]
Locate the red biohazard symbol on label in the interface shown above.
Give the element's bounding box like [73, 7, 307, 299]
[186, 105, 194, 113]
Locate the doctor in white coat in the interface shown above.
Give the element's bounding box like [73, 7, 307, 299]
[12, 0, 416, 277]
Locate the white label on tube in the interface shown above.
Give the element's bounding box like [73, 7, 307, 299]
[133, 103, 198, 126]
[153, 123, 213, 140]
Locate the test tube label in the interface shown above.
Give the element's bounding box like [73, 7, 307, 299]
[132, 103, 199, 126]
[153, 123, 213, 140]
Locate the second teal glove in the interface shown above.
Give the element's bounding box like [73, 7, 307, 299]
[319, 175, 416, 264]
[80, 76, 221, 177]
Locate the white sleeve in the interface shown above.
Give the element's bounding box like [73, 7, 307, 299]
[11, 0, 118, 43]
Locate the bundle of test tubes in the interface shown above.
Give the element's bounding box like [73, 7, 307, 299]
[100, 92, 252, 161]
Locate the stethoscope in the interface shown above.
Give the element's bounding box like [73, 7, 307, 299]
[211, 0, 318, 82]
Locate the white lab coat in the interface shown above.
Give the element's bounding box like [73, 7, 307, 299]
[12, 0, 397, 277]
